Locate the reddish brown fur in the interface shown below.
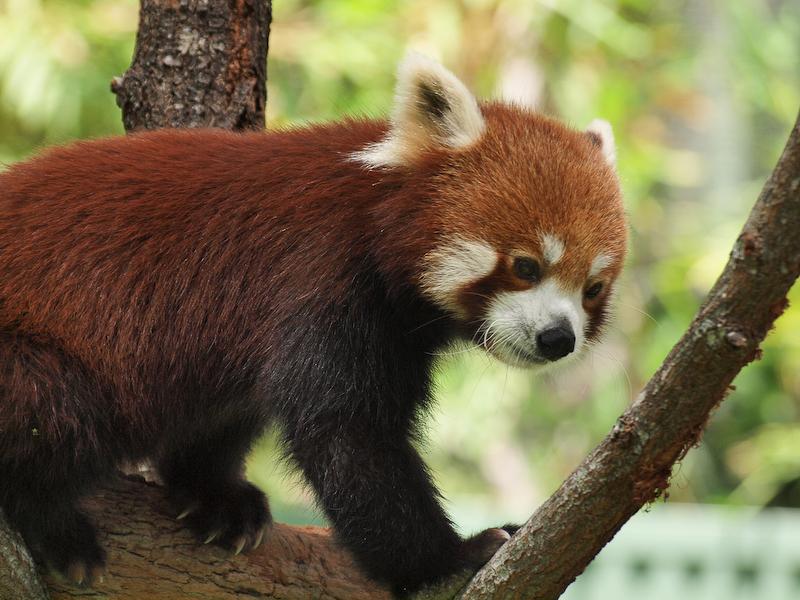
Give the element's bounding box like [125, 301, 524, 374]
[427, 103, 626, 337]
[0, 99, 626, 593]
[0, 103, 625, 478]
[1, 122, 416, 449]
[438, 104, 625, 278]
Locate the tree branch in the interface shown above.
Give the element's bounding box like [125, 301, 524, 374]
[39, 476, 390, 600]
[458, 109, 800, 599]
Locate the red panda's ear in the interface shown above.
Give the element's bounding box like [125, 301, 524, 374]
[353, 52, 485, 168]
[585, 119, 616, 167]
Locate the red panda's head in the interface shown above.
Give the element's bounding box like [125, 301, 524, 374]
[355, 53, 627, 368]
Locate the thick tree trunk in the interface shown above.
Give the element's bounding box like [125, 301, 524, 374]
[111, 0, 271, 131]
[0, 0, 798, 597]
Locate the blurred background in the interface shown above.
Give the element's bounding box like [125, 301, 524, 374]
[1, 0, 799, 597]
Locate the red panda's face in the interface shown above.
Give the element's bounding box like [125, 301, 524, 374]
[419, 214, 624, 368]
[354, 54, 626, 366]
[419, 106, 626, 368]
[355, 53, 627, 368]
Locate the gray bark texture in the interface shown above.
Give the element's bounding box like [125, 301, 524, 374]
[0, 0, 798, 596]
[111, 0, 271, 131]
[0, 512, 49, 600]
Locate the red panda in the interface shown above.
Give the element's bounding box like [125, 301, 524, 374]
[0, 52, 626, 595]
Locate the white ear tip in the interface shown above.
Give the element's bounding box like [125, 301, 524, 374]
[352, 51, 484, 169]
[396, 51, 457, 90]
[399, 50, 436, 72]
[586, 118, 613, 139]
[586, 118, 616, 166]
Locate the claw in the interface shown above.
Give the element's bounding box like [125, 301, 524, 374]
[66, 561, 86, 586]
[177, 506, 194, 520]
[233, 535, 247, 556]
[89, 564, 107, 585]
[204, 530, 220, 544]
[253, 528, 265, 550]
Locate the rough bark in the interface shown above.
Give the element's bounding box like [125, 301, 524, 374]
[458, 109, 800, 599]
[111, 0, 271, 131]
[0, 512, 49, 600]
[39, 476, 390, 600]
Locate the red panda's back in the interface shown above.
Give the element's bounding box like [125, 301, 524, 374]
[0, 124, 388, 391]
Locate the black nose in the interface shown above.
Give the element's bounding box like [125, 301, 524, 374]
[536, 325, 576, 361]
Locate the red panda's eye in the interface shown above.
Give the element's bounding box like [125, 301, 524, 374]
[585, 282, 604, 299]
[512, 257, 540, 282]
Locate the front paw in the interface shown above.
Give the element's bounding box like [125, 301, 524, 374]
[30, 510, 106, 587]
[170, 481, 272, 555]
[458, 527, 513, 569]
[392, 529, 517, 598]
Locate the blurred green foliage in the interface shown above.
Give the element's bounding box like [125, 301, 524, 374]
[1, 0, 798, 532]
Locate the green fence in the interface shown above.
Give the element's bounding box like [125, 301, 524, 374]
[562, 505, 800, 600]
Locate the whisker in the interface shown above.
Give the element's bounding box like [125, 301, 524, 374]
[500, 364, 510, 405]
[460, 290, 496, 302]
[615, 301, 659, 324]
[481, 320, 495, 350]
[426, 344, 477, 358]
[586, 342, 634, 400]
[406, 312, 452, 334]
[471, 321, 488, 347]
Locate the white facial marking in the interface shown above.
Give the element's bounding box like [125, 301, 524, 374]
[586, 119, 616, 167]
[590, 253, 613, 278]
[541, 234, 565, 265]
[421, 238, 496, 316]
[351, 51, 485, 168]
[484, 280, 585, 368]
